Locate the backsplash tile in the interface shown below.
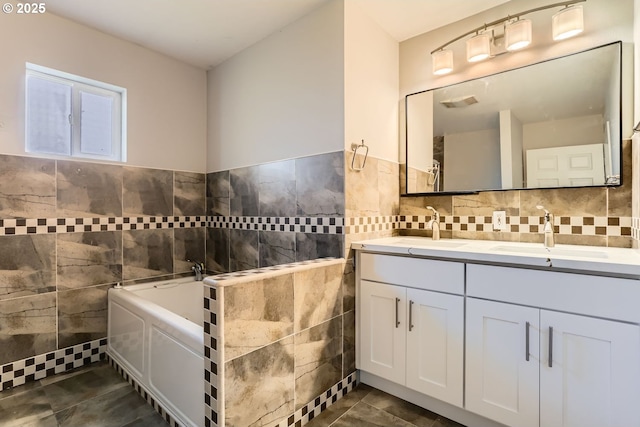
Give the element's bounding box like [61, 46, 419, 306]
[207, 151, 346, 270]
[207, 171, 231, 217]
[296, 151, 345, 217]
[122, 229, 174, 281]
[229, 166, 259, 217]
[174, 227, 206, 274]
[259, 160, 297, 217]
[56, 231, 122, 290]
[0, 155, 56, 219]
[0, 153, 208, 379]
[123, 167, 173, 216]
[57, 285, 108, 348]
[57, 161, 122, 218]
[0, 235, 55, 300]
[174, 171, 206, 216]
[0, 292, 57, 365]
[259, 231, 296, 267]
[229, 229, 259, 272]
[207, 228, 230, 273]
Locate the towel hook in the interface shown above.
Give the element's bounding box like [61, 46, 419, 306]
[350, 139, 369, 171]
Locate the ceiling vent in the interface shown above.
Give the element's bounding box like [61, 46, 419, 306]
[439, 95, 479, 108]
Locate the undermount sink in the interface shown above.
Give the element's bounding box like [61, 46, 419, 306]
[490, 244, 609, 259]
[389, 237, 469, 249]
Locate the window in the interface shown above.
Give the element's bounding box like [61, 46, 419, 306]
[25, 63, 126, 162]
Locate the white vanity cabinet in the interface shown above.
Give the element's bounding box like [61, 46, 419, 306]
[355, 241, 640, 427]
[358, 253, 465, 407]
[466, 264, 640, 427]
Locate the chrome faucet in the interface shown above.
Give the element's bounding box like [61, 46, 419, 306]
[426, 206, 441, 240]
[536, 205, 555, 248]
[189, 260, 204, 281]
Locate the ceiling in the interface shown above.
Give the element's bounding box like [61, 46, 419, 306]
[43, 0, 511, 70]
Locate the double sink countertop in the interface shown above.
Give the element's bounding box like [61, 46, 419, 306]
[351, 237, 640, 278]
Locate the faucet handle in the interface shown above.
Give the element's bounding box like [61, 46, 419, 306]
[536, 205, 552, 222]
[426, 206, 440, 222]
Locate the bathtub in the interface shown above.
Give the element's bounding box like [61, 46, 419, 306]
[107, 277, 205, 427]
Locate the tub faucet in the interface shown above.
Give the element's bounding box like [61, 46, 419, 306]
[426, 206, 441, 240]
[189, 260, 204, 281]
[536, 205, 555, 248]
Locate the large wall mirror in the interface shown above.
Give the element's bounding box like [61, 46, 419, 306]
[405, 42, 622, 195]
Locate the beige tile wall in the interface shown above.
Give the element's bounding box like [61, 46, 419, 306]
[207, 259, 354, 427]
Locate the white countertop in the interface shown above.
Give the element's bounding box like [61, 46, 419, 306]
[352, 237, 640, 278]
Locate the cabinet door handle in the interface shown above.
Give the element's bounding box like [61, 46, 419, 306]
[395, 298, 400, 328]
[548, 326, 553, 368]
[409, 300, 414, 331]
[525, 321, 530, 362]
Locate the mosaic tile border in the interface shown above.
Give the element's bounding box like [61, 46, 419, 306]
[204, 285, 220, 427]
[0, 338, 106, 391]
[398, 215, 633, 237]
[632, 217, 640, 241]
[275, 372, 358, 427]
[209, 216, 344, 234]
[107, 355, 182, 427]
[344, 215, 398, 234]
[0, 216, 206, 236]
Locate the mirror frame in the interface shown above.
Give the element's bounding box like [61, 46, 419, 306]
[403, 41, 623, 197]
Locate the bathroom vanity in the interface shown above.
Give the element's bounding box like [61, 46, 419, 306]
[353, 237, 640, 427]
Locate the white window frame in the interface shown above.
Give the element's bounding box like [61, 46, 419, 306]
[25, 63, 127, 162]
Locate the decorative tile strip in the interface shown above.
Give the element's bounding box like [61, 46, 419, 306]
[398, 215, 632, 237]
[0, 338, 106, 390]
[344, 215, 398, 234]
[208, 216, 344, 234]
[108, 355, 182, 427]
[204, 285, 220, 427]
[273, 372, 358, 427]
[0, 216, 207, 236]
[632, 217, 640, 241]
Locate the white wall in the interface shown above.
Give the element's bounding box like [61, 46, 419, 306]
[0, 12, 207, 172]
[523, 114, 604, 151]
[207, 0, 344, 172]
[444, 128, 501, 191]
[499, 110, 523, 189]
[344, 1, 399, 163]
[401, 0, 633, 97]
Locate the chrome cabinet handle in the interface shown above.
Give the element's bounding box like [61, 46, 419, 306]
[409, 300, 414, 331]
[395, 298, 400, 328]
[525, 321, 530, 362]
[548, 326, 553, 368]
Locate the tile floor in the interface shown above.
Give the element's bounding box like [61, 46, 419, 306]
[305, 384, 466, 427]
[0, 361, 465, 427]
[0, 361, 168, 427]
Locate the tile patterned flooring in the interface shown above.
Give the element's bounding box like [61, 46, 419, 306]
[305, 384, 466, 427]
[0, 361, 465, 427]
[0, 361, 168, 427]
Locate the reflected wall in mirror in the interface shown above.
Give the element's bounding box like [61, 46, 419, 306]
[405, 42, 622, 195]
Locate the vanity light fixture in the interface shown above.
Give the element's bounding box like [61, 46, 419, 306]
[505, 18, 532, 51]
[430, 0, 586, 75]
[552, 4, 584, 40]
[432, 49, 454, 75]
[467, 32, 492, 62]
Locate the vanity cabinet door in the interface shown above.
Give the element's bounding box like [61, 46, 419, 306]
[466, 298, 540, 427]
[359, 280, 406, 384]
[406, 288, 464, 408]
[540, 310, 640, 427]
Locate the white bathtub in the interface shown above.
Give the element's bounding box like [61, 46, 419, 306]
[107, 277, 205, 427]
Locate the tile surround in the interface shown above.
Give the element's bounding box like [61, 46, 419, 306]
[0, 153, 207, 376]
[204, 259, 356, 427]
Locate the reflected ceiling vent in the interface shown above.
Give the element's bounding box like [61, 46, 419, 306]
[439, 95, 478, 108]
